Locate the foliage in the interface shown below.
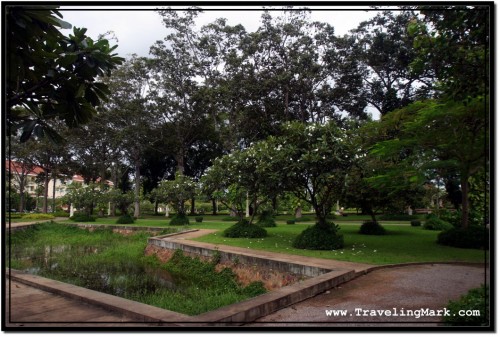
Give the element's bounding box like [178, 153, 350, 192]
[6, 6, 124, 142]
[105, 190, 135, 215]
[349, 10, 431, 116]
[116, 214, 135, 224]
[20, 213, 55, 220]
[359, 221, 386, 235]
[154, 173, 197, 216]
[438, 226, 489, 250]
[61, 182, 105, 216]
[223, 219, 267, 238]
[275, 121, 353, 225]
[423, 216, 453, 231]
[292, 222, 344, 250]
[256, 210, 277, 228]
[195, 216, 203, 223]
[69, 212, 96, 222]
[411, 220, 421, 227]
[443, 285, 489, 326]
[169, 214, 190, 226]
[286, 220, 296, 225]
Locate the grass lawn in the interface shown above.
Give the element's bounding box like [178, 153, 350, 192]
[50, 215, 486, 265]
[192, 222, 487, 265]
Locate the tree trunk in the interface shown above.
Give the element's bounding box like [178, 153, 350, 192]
[154, 200, 159, 215]
[212, 198, 217, 215]
[190, 196, 196, 215]
[18, 177, 25, 214]
[295, 206, 302, 219]
[52, 174, 56, 213]
[460, 175, 470, 229]
[176, 150, 184, 175]
[134, 161, 141, 218]
[42, 172, 50, 213]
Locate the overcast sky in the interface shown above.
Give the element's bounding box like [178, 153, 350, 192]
[59, 5, 379, 58]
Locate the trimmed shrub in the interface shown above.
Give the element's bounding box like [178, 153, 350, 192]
[116, 214, 135, 224]
[286, 219, 296, 225]
[437, 226, 489, 249]
[359, 221, 386, 235]
[223, 219, 267, 238]
[411, 220, 421, 227]
[21, 213, 55, 221]
[443, 285, 489, 326]
[293, 222, 344, 250]
[169, 214, 190, 226]
[256, 210, 276, 227]
[195, 216, 203, 223]
[423, 216, 453, 231]
[69, 213, 96, 222]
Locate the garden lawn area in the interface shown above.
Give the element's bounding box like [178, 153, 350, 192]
[192, 223, 487, 265]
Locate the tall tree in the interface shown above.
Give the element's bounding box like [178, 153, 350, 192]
[102, 56, 154, 218]
[349, 10, 433, 116]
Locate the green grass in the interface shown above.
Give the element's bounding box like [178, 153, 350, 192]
[52, 215, 486, 265]
[193, 223, 486, 265]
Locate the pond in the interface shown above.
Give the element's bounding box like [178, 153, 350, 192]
[7, 223, 266, 315]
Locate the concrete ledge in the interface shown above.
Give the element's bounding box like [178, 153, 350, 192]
[7, 269, 189, 324]
[193, 269, 356, 323]
[148, 236, 333, 277]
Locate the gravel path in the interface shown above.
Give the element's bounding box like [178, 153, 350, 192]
[248, 264, 487, 327]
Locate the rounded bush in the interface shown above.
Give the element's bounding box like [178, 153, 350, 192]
[70, 213, 96, 222]
[438, 226, 489, 249]
[411, 220, 421, 227]
[195, 216, 203, 223]
[286, 220, 296, 225]
[293, 222, 344, 250]
[223, 219, 267, 238]
[256, 211, 276, 227]
[169, 214, 190, 226]
[116, 214, 134, 224]
[359, 221, 386, 235]
[423, 217, 453, 231]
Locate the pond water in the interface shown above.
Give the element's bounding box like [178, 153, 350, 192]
[9, 243, 181, 296]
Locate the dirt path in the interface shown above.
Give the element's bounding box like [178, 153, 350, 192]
[248, 264, 487, 327]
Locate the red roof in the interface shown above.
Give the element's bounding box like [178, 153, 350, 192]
[6, 160, 44, 175]
[6, 161, 113, 186]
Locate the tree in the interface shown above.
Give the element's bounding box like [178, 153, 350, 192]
[101, 55, 154, 218]
[348, 10, 433, 116]
[371, 98, 488, 229]
[275, 121, 353, 225]
[61, 182, 105, 217]
[153, 173, 197, 217]
[7, 137, 37, 213]
[6, 5, 124, 142]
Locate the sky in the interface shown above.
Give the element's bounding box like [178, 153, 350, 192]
[59, 5, 379, 58]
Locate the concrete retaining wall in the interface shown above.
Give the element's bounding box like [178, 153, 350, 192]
[148, 236, 332, 278]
